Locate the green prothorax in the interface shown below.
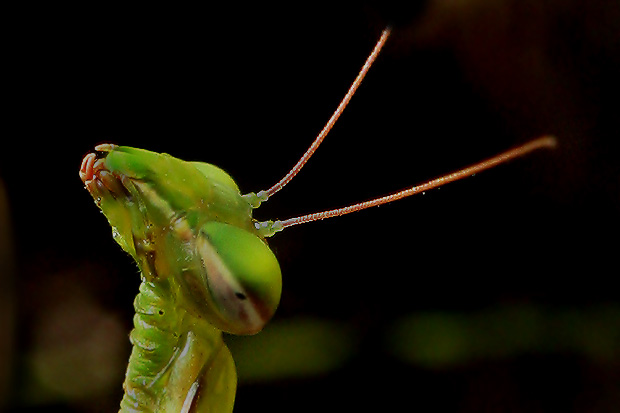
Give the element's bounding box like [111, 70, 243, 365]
[83, 145, 282, 412]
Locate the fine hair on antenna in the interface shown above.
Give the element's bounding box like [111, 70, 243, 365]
[257, 28, 392, 201]
[244, 27, 557, 237]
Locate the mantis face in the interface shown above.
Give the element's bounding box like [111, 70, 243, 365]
[80, 144, 282, 335]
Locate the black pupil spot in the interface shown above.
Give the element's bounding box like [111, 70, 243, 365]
[158, 310, 164, 315]
[235, 292, 247, 300]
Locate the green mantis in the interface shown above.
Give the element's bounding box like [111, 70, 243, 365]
[80, 145, 274, 411]
[79, 28, 555, 412]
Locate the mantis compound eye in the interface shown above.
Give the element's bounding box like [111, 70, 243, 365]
[197, 222, 282, 335]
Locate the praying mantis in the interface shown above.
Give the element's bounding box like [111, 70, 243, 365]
[79, 28, 556, 412]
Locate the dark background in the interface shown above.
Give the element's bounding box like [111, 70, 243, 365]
[2, 2, 619, 412]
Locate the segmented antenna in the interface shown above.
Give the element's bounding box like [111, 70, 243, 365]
[256, 136, 557, 236]
[245, 27, 557, 237]
[247, 28, 391, 207]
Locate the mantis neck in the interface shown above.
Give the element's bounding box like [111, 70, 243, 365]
[120, 278, 236, 413]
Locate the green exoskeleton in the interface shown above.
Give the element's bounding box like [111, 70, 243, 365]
[79, 28, 555, 412]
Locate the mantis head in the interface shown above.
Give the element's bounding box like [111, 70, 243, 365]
[80, 144, 281, 335]
[78, 29, 555, 337]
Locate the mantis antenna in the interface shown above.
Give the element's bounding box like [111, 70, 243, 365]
[245, 27, 557, 236]
[249, 27, 392, 205]
[255, 135, 557, 236]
